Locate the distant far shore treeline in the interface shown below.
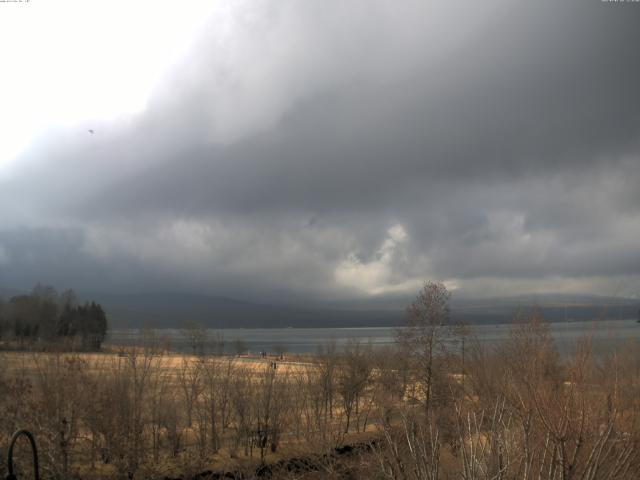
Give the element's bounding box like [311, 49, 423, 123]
[0, 284, 108, 351]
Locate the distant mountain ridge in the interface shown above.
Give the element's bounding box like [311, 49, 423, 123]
[88, 292, 401, 328]
[74, 292, 640, 329]
[2, 286, 637, 328]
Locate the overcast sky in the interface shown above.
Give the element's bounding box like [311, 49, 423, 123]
[0, 0, 639, 303]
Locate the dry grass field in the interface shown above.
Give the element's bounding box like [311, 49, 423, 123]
[3, 315, 640, 479]
[0, 344, 394, 479]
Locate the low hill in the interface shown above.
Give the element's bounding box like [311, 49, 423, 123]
[83, 292, 640, 329]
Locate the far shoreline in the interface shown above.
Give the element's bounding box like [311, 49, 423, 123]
[104, 318, 640, 355]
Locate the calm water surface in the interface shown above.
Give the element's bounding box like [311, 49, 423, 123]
[107, 319, 640, 355]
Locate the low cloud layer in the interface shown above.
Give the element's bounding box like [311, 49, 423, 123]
[1, 0, 640, 302]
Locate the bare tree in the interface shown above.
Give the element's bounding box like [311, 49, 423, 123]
[202, 356, 230, 453]
[373, 410, 441, 480]
[317, 342, 338, 425]
[177, 357, 202, 428]
[229, 365, 254, 458]
[337, 340, 373, 433]
[31, 353, 84, 479]
[397, 281, 451, 417]
[211, 331, 225, 356]
[181, 322, 209, 356]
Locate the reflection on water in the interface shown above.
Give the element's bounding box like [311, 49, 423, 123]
[106, 319, 640, 355]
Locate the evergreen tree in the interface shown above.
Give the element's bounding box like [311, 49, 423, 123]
[3, 285, 108, 350]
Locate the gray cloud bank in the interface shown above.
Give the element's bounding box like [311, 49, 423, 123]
[1, 0, 640, 303]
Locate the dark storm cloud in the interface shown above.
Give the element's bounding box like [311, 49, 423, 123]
[1, 0, 640, 300]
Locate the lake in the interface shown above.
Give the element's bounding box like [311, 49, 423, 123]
[106, 318, 640, 355]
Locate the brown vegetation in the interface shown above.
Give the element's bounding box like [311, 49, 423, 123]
[1, 282, 640, 479]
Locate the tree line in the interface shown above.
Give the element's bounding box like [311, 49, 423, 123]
[0, 284, 108, 350]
